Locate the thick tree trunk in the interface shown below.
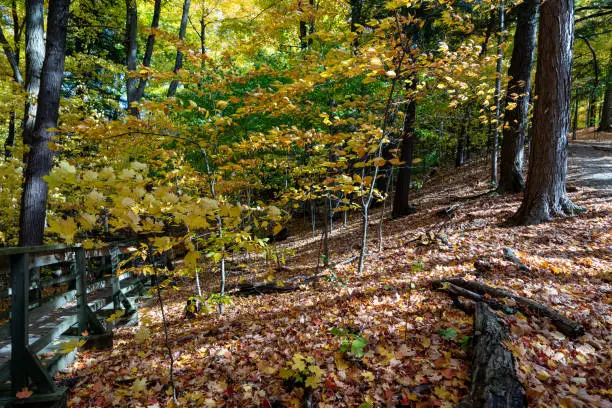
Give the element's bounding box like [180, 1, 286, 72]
[135, 0, 162, 101]
[23, 0, 45, 148]
[598, 49, 611, 132]
[19, 0, 70, 246]
[167, 0, 191, 97]
[511, 0, 580, 225]
[491, 0, 504, 185]
[125, 0, 139, 116]
[392, 83, 417, 218]
[466, 303, 526, 408]
[498, 0, 538, 193]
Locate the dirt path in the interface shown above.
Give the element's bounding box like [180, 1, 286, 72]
[568, 140, 612, 190]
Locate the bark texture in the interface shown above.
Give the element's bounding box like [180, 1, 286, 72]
[125, 0, 139, 116]
[167, 0, 191, 97]
[2, 1, 22, 157]
[498, 0, 539, 193]
[511, 0, 579, 225]
[599, 48, 612, 132]
[19, 0, 70, 246]
[23, 0, 45, 147]
[467, 303, 526, 408]
[136, 0, 162, 101]
[490, 0, 504, 185]
[392, 83, 416, 218]
[0, 25, 23, 84]
[5, 111, 16, 157]
[455, 112, 469, 167]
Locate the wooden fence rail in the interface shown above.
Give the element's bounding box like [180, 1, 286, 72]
[0, 243, 158, 407]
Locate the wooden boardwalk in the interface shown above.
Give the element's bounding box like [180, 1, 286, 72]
[0, 274, 143, 383]
[0, 244, 155, 406]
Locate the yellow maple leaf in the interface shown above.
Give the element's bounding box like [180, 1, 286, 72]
[422, 337, 431, 348]
[335, 353, 349, 371]
[434, 386, 450, 399]
[47, 217, 78, 243]
[135, 327, 151, 344]
[362, 371, 375, 382]
[537, 370, 550, 381]
[59, 338, 85, 354]
[131, 378, 147, 392]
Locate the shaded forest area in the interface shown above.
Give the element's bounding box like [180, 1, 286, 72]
[0, 0, 610, 406]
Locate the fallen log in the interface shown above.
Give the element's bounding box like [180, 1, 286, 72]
[442, 278, 585, 339]
[464, 302, 526, 408]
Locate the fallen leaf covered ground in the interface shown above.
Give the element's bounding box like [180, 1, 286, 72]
[61, 144, 611, 408]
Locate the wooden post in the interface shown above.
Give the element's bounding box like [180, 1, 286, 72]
[110, 247, 120, 310]
[10, 253, 29, 394]
[75, 246, 87, 335]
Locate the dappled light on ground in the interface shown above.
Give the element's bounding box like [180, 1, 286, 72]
[60, 155, 611, 407]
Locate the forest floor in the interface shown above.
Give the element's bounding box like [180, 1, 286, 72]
[61, 137, 611, 408]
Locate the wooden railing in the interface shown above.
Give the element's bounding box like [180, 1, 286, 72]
[0, 243, 157, 406]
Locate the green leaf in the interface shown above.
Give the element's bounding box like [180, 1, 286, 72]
[438, 328, 457, 341]
[351, 336, 367, 357]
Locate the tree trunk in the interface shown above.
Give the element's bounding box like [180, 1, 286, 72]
[167, 0, 191, 97]
[1, 4, 22, 158]
[19, 0, 71, 246]
[572, 90, 579, 140]
[479, 9, 496, 58]
[200, 16, 207, 60]
[4, 111, 16, 157]
[135, 0, 162, 101]
[511, 0, 580, 225]
[23, 0, 45, 148]
[0, 25, 23, 84]
[490, 0, 504, 185]
[498, 0, 538, 193]
[455, 116, 467, 167]
[598, 48, 611, 132]
[392, 81, 417, 218]
[578, 35, 599, 129]
[357, 207, 368, 274]
[298, 0, 308, 50]
[467, 303, 526, 408]
[350, 0, 364, 35]
[125, 0, 139, 116]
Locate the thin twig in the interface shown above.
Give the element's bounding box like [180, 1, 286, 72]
[149, 245, 177, 403]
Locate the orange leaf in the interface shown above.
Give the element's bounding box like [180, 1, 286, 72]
[16, 387, 33, 399]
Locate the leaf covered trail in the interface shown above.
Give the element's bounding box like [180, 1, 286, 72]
[62, 159, 611, 407]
